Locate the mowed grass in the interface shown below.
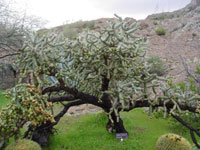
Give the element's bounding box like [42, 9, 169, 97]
[44, 109, 192, 150]
[0, 90, 10, 109]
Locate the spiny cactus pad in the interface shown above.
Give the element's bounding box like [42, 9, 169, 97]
[156, 133, 192, 150]
[5, 139, 41, 150]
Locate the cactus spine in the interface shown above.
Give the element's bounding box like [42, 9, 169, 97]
[156, 133, 192, 150]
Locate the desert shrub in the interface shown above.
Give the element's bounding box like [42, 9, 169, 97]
[192, 33, 197, 37]
[152, 107, 169, 119]
[155, 14, 175, 20]
[62, 20, 95, 39]
[155, 15, 167, 20]
[155, 27, 166, 35]
[147, 55, 167, 76]
[85, 21, 95, 30]
[153, 21, 158, 25]
[70, 20, 95, 29]
[168, 112, 200, 134]
[45, 20, 96, 39]
[5, 139, 41, 150]
[63, 27, 77, 39]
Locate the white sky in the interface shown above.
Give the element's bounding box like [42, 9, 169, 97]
[14, 0, 191, 28]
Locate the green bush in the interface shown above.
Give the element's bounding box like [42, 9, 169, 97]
[63, 27, 77, 39]
[168, 112, 200, 134]
[152, 108, 169, 119]
[155, 14, 175, 20]
[153, 21, 158, 25]
[192, 33, 197, 37]
[62, 20, 95, 39]
[155, 15, 168, 20]
[155, 27, 166, 35]
[147, 56, 167, 76]
[5, 139, 41, 150]
[95, 110, 107, 121]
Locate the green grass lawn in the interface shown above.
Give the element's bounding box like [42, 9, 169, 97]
[44, 109, 192, 150]
[0, 91, 193, 150]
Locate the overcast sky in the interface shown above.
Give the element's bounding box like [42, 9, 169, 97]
[15, 0, 191, 28]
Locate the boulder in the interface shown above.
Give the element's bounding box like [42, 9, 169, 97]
[0, 63, 16, 90]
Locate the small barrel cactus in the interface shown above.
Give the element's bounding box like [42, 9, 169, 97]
[156, 133, 192, 150]
[5, 139, 41, 150]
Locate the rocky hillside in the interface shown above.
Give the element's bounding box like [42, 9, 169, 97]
[138, 0, 200, 82]
[1, 0, 200, 90]
[45, 0, 199, 83]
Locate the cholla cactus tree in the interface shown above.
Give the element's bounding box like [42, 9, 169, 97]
[1, 15, 158, 145]
[1, 15, 200, 148]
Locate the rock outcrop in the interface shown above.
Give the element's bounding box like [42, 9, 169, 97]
[190, 0, 200, 8]
[0, 63, 16, 90]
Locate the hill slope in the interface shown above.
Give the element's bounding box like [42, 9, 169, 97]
[42, 0, 199, 83]
[1, 0, 199, 90]
[141, 0, 200, 82]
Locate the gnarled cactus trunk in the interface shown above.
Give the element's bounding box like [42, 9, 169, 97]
[106, 112, 127, 133]
[29, 94, 128, 146]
